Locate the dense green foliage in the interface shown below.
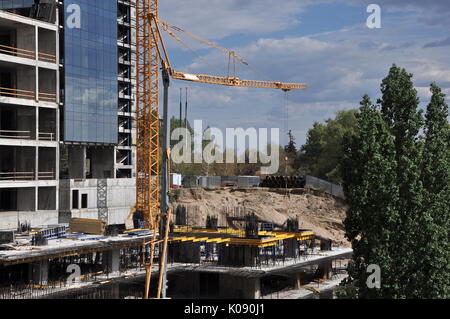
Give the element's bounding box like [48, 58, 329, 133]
[340, 65, 450, 298]
[418, 83, 450, 298]
[295, 110, 358, 183]
[341, 95, 399, 298]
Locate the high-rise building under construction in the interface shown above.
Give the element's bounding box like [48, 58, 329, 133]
[0, 0, 137, 230]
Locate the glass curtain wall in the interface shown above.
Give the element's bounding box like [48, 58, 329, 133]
[63, 0, 118, 144]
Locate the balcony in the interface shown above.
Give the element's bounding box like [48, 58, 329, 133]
[0, 129, 31, 139]
[38, 132, 56, 141]
[0, 171, 55, 181]
[0, 44, 56, 64]
[0, 87, 56, 103]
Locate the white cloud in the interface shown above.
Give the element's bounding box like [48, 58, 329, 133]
[159, 0, 317, 40]
[340, 0, 450, 25]
[162, 1, 450, 146]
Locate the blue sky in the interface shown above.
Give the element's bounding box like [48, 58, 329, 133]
[159, 0, 450, 147]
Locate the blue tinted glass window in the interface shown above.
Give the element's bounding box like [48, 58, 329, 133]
[0, 0, 34, 10]
[63, 0, 118, 144]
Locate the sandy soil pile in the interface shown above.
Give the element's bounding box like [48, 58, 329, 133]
[170, 188, 350, 247]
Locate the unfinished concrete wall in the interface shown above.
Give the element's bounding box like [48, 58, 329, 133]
[169, 272, 200, 298]
[15, 24, 35, 53]
[38, 108, 56, 137]
[68, 146, 86, 179]
[58, 180, 70, 212]
[0, 211, 19, 230]
[90, 148, 114, 179]
[0, 28, 15, 47]
[16, 65, 36, 92]
[218, 245, 259, 267]
[170, 242, 201, 264]
[38, 187, 56, 210]
[38, 68, 56, 94]
[0, 104, 36, 138]
[0, 146, 35, 174]
[107, 178, 135, 225]
[38, 147, 56, 177]
[0, 188, 16, 211]
[17, 188, 35, 211]
[38, 28, 56, 56]
[16, 107, 35, 138]
[219, 274, 261, 299]
[58, 178, 135, 225]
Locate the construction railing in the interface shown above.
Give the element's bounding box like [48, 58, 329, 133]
[0, 87, 35, 100]
[38, 92, 57, 103]
[38, 171, 55, 180]
[0, 171, 55, 181]
[38, 132, 56, 141]
[0, 44, 34, 59]
[0, 172, 35, 181]
[0, 130, 32, 139]
[0, 131, 55, 141]
[0, 44, 56, 63]
[0, 87, 56, 103]
[38, 52, 57, 63]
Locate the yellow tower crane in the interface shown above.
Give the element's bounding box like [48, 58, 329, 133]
[135, 0, 307, 299]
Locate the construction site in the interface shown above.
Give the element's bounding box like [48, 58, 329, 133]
[0, 0, 353, 300]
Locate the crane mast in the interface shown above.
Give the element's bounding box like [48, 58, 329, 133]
[136, 0, 164, 300]
[136, 0, 160, 231]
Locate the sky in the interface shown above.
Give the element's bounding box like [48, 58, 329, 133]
[158, 0, 450, 147]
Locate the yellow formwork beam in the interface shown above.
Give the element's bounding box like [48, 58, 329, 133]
[170, 229, 315, 247]
[192, 237, 209, 243]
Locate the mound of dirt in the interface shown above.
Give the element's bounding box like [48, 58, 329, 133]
[170, 188, 350, 247]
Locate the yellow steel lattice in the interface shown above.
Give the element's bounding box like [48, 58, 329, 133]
[136, 0, 160, 231]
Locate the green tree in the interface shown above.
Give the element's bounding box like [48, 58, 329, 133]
[341, 95, 399, 298]
[285, 130, 297, 155]
[418, 83, 450, 298]
[297, 109, 358, 183]
[377, 65, 424, 298]
[342, 66, 450, 299]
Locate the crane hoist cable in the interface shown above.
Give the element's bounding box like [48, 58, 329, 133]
[158, 18, 271, 81]
[164, 29, 222, 75]
[158, 18, 248, 65]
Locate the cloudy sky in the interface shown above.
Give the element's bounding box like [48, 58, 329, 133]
[159, 0, 450, 147]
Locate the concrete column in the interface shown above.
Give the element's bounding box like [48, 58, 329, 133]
[110, 283, 120, 299]
[35, 25, 39, 60]
[29, 260, 49, 286]
[244, 246, 258, 267]
[294, 272, 305, 290]
[35, 186, 38, 214]
[113, 148, 117, 179]
[318, 261, 332, 280]
[285, 238, 297, 258]
[103, 249, 121, 274]
[243, 277, 261, 299]
[35, 25, 39, 101]
[35, 145, 39, 180]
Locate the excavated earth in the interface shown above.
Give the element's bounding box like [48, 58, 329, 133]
[170, 188, 350, 247]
